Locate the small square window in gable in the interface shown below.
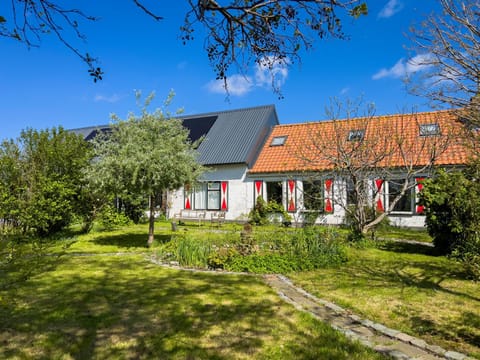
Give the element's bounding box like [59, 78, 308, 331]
[347, 129, 365, 141]
[271, 135, 287, 146]
[419, 123, 441, 136]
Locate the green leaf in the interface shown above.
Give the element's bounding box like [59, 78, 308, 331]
[0, 16, 6, 23]
[350, 3, 368, 19]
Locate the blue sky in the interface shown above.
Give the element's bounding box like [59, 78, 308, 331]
[0, 1, 442, 141]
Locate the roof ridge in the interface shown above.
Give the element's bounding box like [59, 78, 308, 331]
[277, 109, 457, 128]
[69, 124, 110, 131]
[179, 104, 276, 119]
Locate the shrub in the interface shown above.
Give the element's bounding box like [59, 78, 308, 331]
[249, 196, 269, 225]
[420, 164, 480, 279]
[207, 245, 238, 269]
[248, 196, 292, 226]
[98, 205, 132, 230]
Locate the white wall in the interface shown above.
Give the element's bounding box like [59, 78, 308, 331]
[169, 171, 427, 228]
[168, 164, 254, 221]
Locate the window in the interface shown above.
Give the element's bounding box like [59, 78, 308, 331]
[266, 181, 283, 204]
[270, 136, 287, 146]
[346, 179, 356, 206]
[419, 123, 440, 136]
[388, 180, 413, 212]
[345, 179, 369, 206]
[303, 180, 324, 211]
[194, 182, 221, 210]
[347, 129, 365, 141]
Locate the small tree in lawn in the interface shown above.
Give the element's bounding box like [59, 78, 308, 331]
[296, 99, 460, 240]
[88, 92, 204, 246]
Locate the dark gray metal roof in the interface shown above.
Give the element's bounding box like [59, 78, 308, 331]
[70, 104, 278, 168]
[69, 124, 110, 140]
[183, 105, 278, 167]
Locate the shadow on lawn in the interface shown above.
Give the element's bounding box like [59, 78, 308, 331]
[338, 258, 480, 353]
[0, 256, 383, 360]
[377, 241, 437, 256]
[93, 233, 172, 248]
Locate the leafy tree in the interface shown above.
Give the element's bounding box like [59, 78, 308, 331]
[408, 0, 480, 125]
[87, 92, 204, 246]
[0, 127, 91, 236]
[420, 162, 480, 278]
[0, 1, 367, 87]
[296, 99, 458, 239]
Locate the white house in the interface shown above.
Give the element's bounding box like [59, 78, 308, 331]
[247, 110, 470, 227]
[73, 105, 471, 228]
[167, 105, 279, 221]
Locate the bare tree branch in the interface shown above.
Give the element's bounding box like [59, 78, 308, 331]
[1, 0, 367, 87]
[408, 0, 480, 124]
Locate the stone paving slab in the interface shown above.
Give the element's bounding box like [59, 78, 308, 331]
[263, 274, 474, 360]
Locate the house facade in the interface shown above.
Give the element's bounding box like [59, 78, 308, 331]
[73, 105, 471, 228]
[165, 105, 279, 221]
[170, 108, 470, 228]
[247, 110, 470, 227]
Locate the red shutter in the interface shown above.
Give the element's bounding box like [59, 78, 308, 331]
[324, 179, 334, 213]
[287, 179, 296, 212]
[254, 180, 263, 204]
[221, 181, 228, 211]
[415, 178, 425, 214]
[374, 179, 384, 212]
[184, 185, 192, 210]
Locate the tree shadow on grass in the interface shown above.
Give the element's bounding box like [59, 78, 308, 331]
[0, 256, 384, 360]
[92, 233, 172, 248]
[377, 241, 437, 256]
[329, 258, 480, 354]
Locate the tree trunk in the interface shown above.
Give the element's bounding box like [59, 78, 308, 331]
[147, 194, 155, 247]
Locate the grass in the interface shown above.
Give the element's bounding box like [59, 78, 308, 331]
[0, 225, 386, 359]
[3, 221, 476, 358]
[375, 226, 432, 243]
[289, 241, 480, 359]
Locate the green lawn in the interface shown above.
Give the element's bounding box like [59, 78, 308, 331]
[2, 222, 477, 359]
[0, 226, 385, 360]
[289, 241, 480, 359]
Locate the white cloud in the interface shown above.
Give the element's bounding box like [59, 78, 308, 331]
[255, 56, 289, 88]
[372, 54, 432, 80]
[205, 56, 289, 96]
[206, 57, 289, 96]
[406, 53, 434, 72]
[378, 0, 404, 18]
[94, 93, 123, 103]
[205, 74, 253, 96]
[340, 87, 350, 95]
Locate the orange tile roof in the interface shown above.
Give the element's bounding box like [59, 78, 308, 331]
[249, 110, 473, 174]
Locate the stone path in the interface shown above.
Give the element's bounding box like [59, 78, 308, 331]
[263, 274, 473, 360]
